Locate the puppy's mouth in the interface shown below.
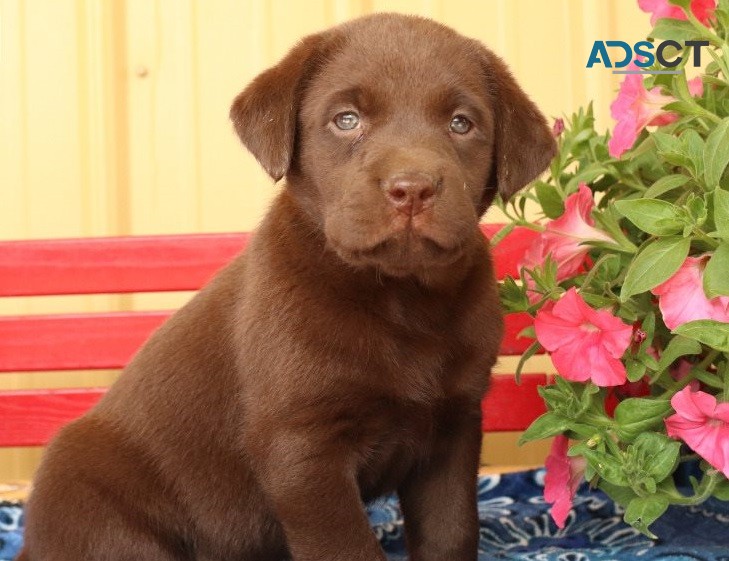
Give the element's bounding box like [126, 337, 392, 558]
[330, 227, 465, 277]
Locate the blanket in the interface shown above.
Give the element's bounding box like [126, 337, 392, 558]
[2, 469, 727, 560]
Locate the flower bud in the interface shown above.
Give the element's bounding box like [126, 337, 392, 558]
[552, 118, 565, 137]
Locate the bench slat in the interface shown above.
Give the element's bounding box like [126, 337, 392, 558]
[0, 233, 250, 297]
[0, 311, 536, 373]
[0, 388, 105, 446]
[481, 374, 548, 432]
[0, 226, 535, 297]
[0, 312, 171, 372]
[0, 374, 548, 447]
[501, 312, 535, 355]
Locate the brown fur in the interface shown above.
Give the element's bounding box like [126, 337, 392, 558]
[18, 14, 555, 561]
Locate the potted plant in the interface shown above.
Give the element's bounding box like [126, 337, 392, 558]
[497, 0, 729, 537]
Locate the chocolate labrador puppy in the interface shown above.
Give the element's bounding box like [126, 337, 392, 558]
[19, 13, 555, 561]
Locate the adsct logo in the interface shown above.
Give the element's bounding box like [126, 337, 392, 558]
[587, 40, 709, 74]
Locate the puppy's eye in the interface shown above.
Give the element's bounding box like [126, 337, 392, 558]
[449, 115, 472, 134]
[333, 111, 360, 131]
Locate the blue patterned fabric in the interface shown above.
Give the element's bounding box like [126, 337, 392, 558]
[2, 469, 728, 560]
[0, 503, 23, 561]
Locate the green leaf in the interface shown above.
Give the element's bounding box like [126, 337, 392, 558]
[637, 351, 659, 371]
[518, 325, 536, 339]
[703, 75, 728, 88]
[651, 127, 704, 175]
[641, 311, 656, 343]
[518, 412, 568, 445]
[499, 277, 528, 313]
[704, 118, 729, 189]
[620, 237, 691, 301]
[614, 199, 684, 236]
[624, 496, 669, 539]
[568, 423, 605, 439]
[581, 292, 616, 310]
[663, 100, 704, 117]
[579, 382, 600, 411]
[598, 479, 639, 508]
[626, 358, 648, 383]
[674, 320, 729, 352]
[633, 432, 681, 482]
[674, 72, 693, 102]
[652, 131, 682, 154]
[565, 165, 610, 193]
[582, 253, 622, 290]
[714, 478, 729, 501]
[537, 378, 601, 423]
[703, 242, 729, 297]
[683, 129, 705, 179]
[593, 206, 639, 253]
[656, 335, 702, 371]
[686, 193, 707, 227]
[535, 181, 564, 219]
[614, 399, 673, 442]
[640, 475, 658, 495]
[515, 340, 542, 384]
[489, 223, 515, 248]
[713, 43, 729, 83]
[581, 448, 630, 487]
[644, 174, 690, 199]
[715, 188, 729, 239]
[650, 18, 702, 41]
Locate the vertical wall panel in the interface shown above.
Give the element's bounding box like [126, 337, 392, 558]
[77, 0, 128, 240]
[125, 0, 200, 235]
[329, 0, 371, 24]
[0, 1, 28, 241]
[23, 2, 84, 238]
[195, 0, 280, 234]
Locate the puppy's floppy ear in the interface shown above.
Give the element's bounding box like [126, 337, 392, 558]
[480, 47, 557, 201]
[230, 33, 329, 181]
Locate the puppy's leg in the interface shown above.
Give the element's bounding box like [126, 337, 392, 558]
[398, 404, 482, 561]
[251, 432, 387, 561]
[22, 493, 190, 561]
[21, 421, 192, 561]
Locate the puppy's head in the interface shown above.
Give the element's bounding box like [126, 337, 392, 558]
[231, 14, 556, 278]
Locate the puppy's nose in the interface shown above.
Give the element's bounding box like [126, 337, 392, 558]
[384, 173, 437, 216]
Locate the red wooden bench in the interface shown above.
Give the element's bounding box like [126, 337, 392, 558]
[0, 224, 547, 449]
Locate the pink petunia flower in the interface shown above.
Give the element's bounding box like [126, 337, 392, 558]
[609, 65, 679, 158]
[688, 76, 704, 97]
[638, 0, 716, 27]
[544, 435, 587, 529]
[651, 256, 729, 330]
[535, 288, 633, 387]
[666, 386, 729, 478]
[520, 184, 615, 302]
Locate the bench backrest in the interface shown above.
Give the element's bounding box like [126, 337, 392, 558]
[0, 225, 546, 447]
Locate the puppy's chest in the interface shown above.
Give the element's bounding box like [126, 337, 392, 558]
[371, 295, 486, 399]
[354, 399, 438, 498]
[372, 328, 488, 405]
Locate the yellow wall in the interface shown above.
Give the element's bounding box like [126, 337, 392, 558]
[0, 0, 648, 479]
